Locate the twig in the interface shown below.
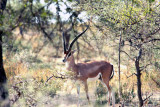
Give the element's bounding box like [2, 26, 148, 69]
[45, 74, 67, 84]
[143, 93, 153, 102]
[151, 77, 160, 87]
[10, 86, 23, 104]
[125, 73, 137, 78]
[26, 95, 37, 106]
[55, 70, 67, 77]
[14, 81, 23, 85]
[45, 75, 54, 83]
[140, 63, 152, 71]
[121, 50, 135, 61]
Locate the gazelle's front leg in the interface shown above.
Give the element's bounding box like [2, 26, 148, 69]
[77, 84, 80, 107]
[83, 80, 90, 103]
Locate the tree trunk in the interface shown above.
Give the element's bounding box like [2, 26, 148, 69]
[118, 33, 122, 99]
[0, 33, 7, 84]
[135, 49, 143, 107]
[0, 0, 10, 106]
[0, 33, 9, 107]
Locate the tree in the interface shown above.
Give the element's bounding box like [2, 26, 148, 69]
[0, 0, 10, 106]
[78, 0, 160, 106]
[0, 0, 90, 105]
[0, 0, 53, 106]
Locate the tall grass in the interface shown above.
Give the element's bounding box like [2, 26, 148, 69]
[3, 31, 160, 106]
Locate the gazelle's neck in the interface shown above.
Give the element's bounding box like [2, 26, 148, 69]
[65, 56, 77, 72]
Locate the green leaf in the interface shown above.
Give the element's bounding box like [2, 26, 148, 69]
[53, 0, 58, 2]
[148, 0, 155, 3]
[24, 4, 27, 7]
[41, 12, 48, 17]
[44, 0, 49, 3]
[67, 0, 72, 2]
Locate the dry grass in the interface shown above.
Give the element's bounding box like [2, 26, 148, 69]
[3, 30, 160, 107]
[4, 59, 160, 107]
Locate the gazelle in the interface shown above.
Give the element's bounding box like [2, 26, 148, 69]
[62, 25, 115, 106]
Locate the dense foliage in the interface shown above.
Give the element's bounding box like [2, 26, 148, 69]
[0, 0, 159, 107]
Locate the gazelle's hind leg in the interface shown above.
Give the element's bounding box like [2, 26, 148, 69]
[99, 73, 111, 105]
[100, 79, 115, 107]
[103, 80, 111, 105]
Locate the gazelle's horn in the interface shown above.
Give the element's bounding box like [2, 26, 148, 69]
[62, 32, 67, 54]
[67, 25, 89, 52]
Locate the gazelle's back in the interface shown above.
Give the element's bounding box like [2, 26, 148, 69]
[76, 61, 112, 78]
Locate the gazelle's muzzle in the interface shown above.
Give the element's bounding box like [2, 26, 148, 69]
[62, 55, 67, 63]
[62, 52, 71, 63]
[62, 58, 66, 63]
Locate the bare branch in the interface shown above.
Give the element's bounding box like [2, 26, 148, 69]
[143, 38, 160, 44]
[125, 73, 137, 78]
[10, 86, 23, 104]
[5, 7, 26, 32]
[30, 1, 55, 42]
[140, 63, 152, 71]
[143, 93, 153, 102]
[146, 27, 160, 37]
[121, 50, 135, 61]
[151, 77, 160, 87]
[45, 73, 67, 84]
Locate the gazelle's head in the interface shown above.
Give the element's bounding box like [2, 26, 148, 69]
[62, 50, 76, 63]
[62, 25, 89, 63]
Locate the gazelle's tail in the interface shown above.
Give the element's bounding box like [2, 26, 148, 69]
[110, 65, 114, 80]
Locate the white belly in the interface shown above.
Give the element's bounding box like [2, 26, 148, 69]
[87, 73, 101, 82]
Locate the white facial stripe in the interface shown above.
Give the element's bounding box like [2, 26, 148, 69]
[65, 51, 71, 59]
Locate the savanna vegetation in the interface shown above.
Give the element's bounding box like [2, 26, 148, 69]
[0, 0, 160, 107]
